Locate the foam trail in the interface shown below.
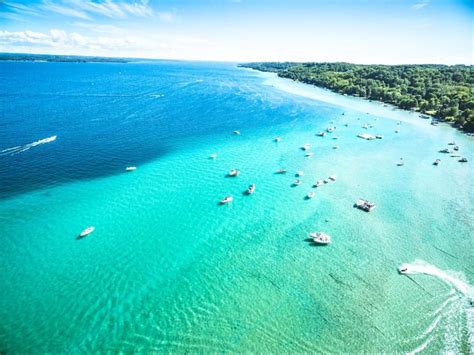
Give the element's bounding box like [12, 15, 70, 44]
[0, 135, 57, 156]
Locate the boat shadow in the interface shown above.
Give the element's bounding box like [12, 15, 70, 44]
[304, 238, 327, 247]
[75, 234, 87, 240]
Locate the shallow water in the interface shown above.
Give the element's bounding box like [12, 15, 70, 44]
[0, 61, 473, 353]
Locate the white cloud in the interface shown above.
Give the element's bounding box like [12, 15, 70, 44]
[411, 0, 429, 10]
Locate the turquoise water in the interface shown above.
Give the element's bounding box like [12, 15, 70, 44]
[0, 62, 473, 353]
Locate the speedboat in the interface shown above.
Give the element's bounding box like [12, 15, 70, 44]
[398, 265, 409, 274]
[233, 130, 241, 135]
[275, 169, 287, 174]
[220, 196, 233, 204]
[296, 171, 304, 177]
[433, 159, 441, 166]
[310, 232, 331, 245]
[306, 191, 315, 199]
[293, 179, 302, 186]
[247, 184, 256, 194]
[316, 131, 326, 137]
[209, 153, 218, 159]
[228, 169, 240, 177]
[301, 144, 311, 151]
[459, 157, 468, 163]
[126, 166, 137, 171]
[314, 180, 324, 187]
[355, 199, 376, 212]
[79, 226, 95, 238]
[305, 152, 314, 157]
[274, 137, 281, 142]
[328, 175, 336, 181]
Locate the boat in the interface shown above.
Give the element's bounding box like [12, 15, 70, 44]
[375, 135, 383, 139]
[323, 179, 329, 184]
[439, 148, 450, 153]
[433, 159, 441, 166]
[326, 127, 335, 133]
[333, 145, 339, 149]
[328, 175, 336, 181]
[228, 169, 240, 177]
[397, 158, 404, 166]
[301, 144, 311, 151]
[79, 226, 95, 238]
[332, 136, 339, 140]
[450, 154, 460, 158]
[314, 180, 324, 187]
[209, 153, 218, 159]
[344, 123, 349, 127]
[395, 130, 400, 133]
[293, 179, 302, 186]
[247, 184, 256, 194]
[296, 171, 304, 177]
[362, 124, 369, 129]
[459, 157, 468, 163]
[305, 152, 314, 157]
[310, 232, 331, 245]
[357, 133, 376, 140]
[398, 265, 409, 274]
[354, 199, 376, 212]
[275, 169, 287, 174]
[306, 191, 315, 199]
[316, 131, 326, 137]
[448, 141, 456, 145]
[453, 145, 459, 151]
[274, 137, 281, 142]
[233, 130, 241, 135]
[126, 166, 137, 171]
[220, 196, 233, 204]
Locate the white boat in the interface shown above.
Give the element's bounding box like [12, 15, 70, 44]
[328, 175, 336, 181]
[310, 232, 331, 245]
[274, 137, 281, 142]
[233, 130, 241, 135]
[398, 265, 409, 274]
[247, 184, 256, 194]
[79, 226, 95, 238]
[209, 153, 218, 159]
[301, 144, 311, 151]
[357, 133, 376, 140]
[296, 171, 304, 177]
[293, 179, 302, 186]
[306, 191, 315, 199]
[433, 159, 441, 166]
[220, 196, 233, 204]
[126, 166, 137, 171]
[355, 199, 376, 212]
[326, 127, 335, 133]
[228, 169, 240, 177]
[316, 131, 326, 137]
[305, 152, 314, 157]
[397, 158, 404, 166]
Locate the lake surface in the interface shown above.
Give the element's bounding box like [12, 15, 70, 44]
[0, 60, 473, 353]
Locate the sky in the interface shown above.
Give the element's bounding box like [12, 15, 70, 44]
[0, 0, 472, 64]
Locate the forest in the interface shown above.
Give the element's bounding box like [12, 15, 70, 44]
[242, 62, 473, 132]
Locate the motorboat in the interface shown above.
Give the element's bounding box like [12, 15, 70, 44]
[357, 133, 376, 140]
[397, 158, 404, 166]
[398, 265, 409, 274]
[247, 184, 256, 194]
[306, 191, 316, 199]
[333, 145, 339, 149]
[375, 135, 383, 139]
[305, 152, 314, 157]
[209, 153, 218, 159]
[220, 196, 233, 204]
[310, 232, 331, 245]
[275, 169, 287, 174]
[301, 144, 311, 151]
[79, 226, 95, 238]
[332, 136, 339, 140]
[453, 145, 459, 151]
[448, 141, 456, 145]
[314, 180, 324, 187]
[328, 175, 336, 181]
[395, 130, 400, 133]
[433, 159, 441, 166]
[439, 148, 450, 153]
[296, 171, 304, 177]
[459, 157, 468, 163]
[228, 169, 240, 177]
[316, 131, 326, 137]
[233, 130, 241, 135]
[293, 179, 302, 186]
[126, 166, 137, 171]
[355, 199, 376, 212]
[326, 127, 335, 133]
[274, 137, 281, 142]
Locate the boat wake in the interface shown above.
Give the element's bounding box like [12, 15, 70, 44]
[0, 135, 57, 156]
[400, 260, 474, 353]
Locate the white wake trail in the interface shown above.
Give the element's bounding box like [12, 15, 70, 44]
[0, 135, 57, 156]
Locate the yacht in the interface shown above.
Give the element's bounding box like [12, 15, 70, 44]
[220, 196, 233, 204]
[228, 169, 240, 177]
[125, 166, 137, 171]
[355, 198, 376, 212]
[328, 175, 336, 181]
[306, 191, 316, 199]
[293, 179, 302, 186]
[310, 232, 331, 245]
[316, 131, 326, 137]
[247, 184, 256, 194]
[79, 226, 95, 238]
[275, 169, 287, 174]
[459, 157, 468, 163]
[209, 153, 218, 159]
[296, 171, 304, 177]
[433, 159, 441, 166]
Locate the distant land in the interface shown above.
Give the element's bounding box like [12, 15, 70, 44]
[241, 62, 474, 133]
[0, 52, 131, 63]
